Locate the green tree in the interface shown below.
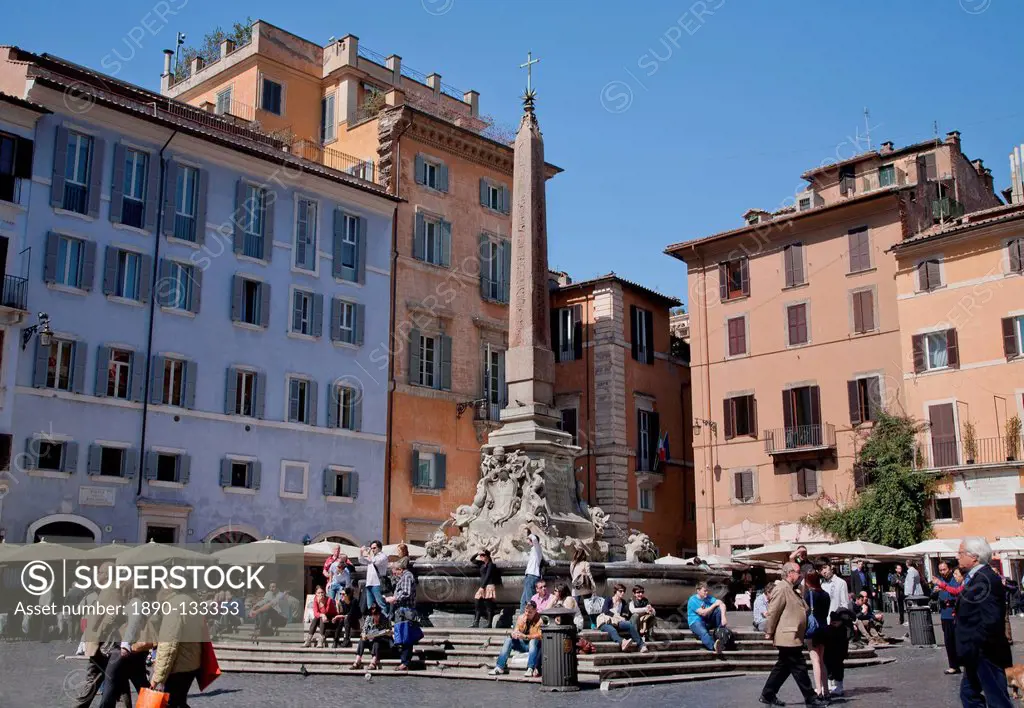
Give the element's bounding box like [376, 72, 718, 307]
[174, 17, 254, 81]
[805, 412, 933, 548]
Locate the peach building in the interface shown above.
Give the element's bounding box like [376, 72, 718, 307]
[666, 132, 1001, 556]
[892, 201, 1024, 548]
[550, 274, 696, 556]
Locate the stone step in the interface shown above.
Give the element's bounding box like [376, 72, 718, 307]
[600, 670, 748, 692]
[588, 655, 893, 680]
[218, 663, 548, 684]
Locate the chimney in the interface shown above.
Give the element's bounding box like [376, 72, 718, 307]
[463, 90, 479, 117]
[340, 34, 359, 66]
[161, 49, 174, 92]
[971, 158, 985, 176]
[426, 73, 441, 98]
[220, 39, 235, 59]
[880, 141, 894, 154]
[386, 54, 402, 87]
[384, 88, 405, 108]
[945, 130, 961, 149]
[190, 56, 204, 77]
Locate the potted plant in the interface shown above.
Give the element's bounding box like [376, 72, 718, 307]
[1007, 416, 1022, 462]
[962, 420, 978, 465]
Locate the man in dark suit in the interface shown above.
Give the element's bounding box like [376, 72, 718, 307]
[955, 537, 1013, 708]
[850, 560, 875, 610]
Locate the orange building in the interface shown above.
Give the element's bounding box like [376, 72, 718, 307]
[666, 132, 1001, 556]
[892, 201, 1024, 550]
[550, 274, 696, 555]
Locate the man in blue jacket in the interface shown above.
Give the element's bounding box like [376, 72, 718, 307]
[932, 560, 962, 675]
[955, 537, 1013, 708]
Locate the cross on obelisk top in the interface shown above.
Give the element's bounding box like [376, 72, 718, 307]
[519, 51, 540, 107]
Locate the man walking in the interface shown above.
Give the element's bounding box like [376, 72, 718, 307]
[955, 537, 1013, 708]
[820, 561, 851, 696]
[760, 562, 827, 707]
[890, 563, 907, 625]
[933, 560, 962, 675]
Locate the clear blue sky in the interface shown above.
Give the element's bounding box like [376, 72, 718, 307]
[6, 1, 1023, 305]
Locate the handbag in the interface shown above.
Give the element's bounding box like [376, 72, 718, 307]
[136, 688, 170, 708]
[806, 592, 821, 638]
[571, 563, 595, 592]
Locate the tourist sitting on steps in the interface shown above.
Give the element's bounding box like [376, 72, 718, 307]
[852, 592, 886, 646]
[250, 582, 288, 638]
[489, 600, 543, 677]
[349, 605, 392, 671]
[530, 579, 556, 612]
[334, 587, 362, 648]
[629, 584, 657, 640]
[305, 586, 337, 648]
[552, 584, 578, 623]
[472, 549, 500, 629]
[753, 583, 773, 633]
[688, 581, 729, 653]
[597, 583, 648, 653]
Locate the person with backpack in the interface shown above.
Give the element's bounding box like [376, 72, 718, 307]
[803, 570, 831, 702]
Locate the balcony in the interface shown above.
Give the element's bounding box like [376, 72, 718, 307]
[861, 167, 907, 193]
[1, 274, 27, 311]
[915, 433, 1024, 471]
[0, 174, 22, 205]
[173, 213, 196, 242]
[121, 197, 145, 229]
[62, 182, 89, 214]
[289, 140, 381, 185]
[932, 197, 965, 222]
[242, 232, 265, 260]
[764, 424, 837, 457]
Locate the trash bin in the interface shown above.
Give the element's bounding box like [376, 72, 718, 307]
[906, 595, 936, 646]
[539, 608, 579, 692]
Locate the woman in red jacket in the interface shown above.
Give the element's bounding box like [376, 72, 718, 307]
[305, 586, 338, 647]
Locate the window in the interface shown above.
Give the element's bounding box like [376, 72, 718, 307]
[424, 217, 445, 265]
[294, 198, 318, 270]
[333, 384, 358, 430]
[638, 486, 654, 512]
[919, 152, 937, 181]
[215, 88, 232, 115]
[928, 403, 959, 468]
[417, 157, 444, 190]
[734, 470, 754, 502]
[852, 289, 875, 334]
[337, 300, 354, 343]
[37, 441, 65, 471]
[483, 346, 506, 420]
[99, 447, 125, 477]
[839, 164, 856, 196]
[419, 335, 436, 388]
[929, 497, 962, 523]
[0, 131, 32, 203]
[559, 408, 578, 446]
[726, 316, 747, 357]
[631, 306, 654, 364]
[242, 184, 267, 259]
[243, 279, 262, 326]
[339, 212, 358, 270]
[746, 214, 760, 225]
[288, 377, 314, 425]
[781, 385, 823, 448]
[321, 94, 336, 143]
[847, 376, 882, 425]
[786, 303, 808, 346]
[487, 184, 501, 211]
[106, 349, 132, 399]
[120, 148, 148, 228]
[412, 450, 446, 490]
[114, 250, 141, 300]
[480, 180, 508, 213]
[917, 259, 942, 292]
[1002, 316, 1024, 361]
[723, 395, 756, 439]
[229, 369, 255, 416]
[913, 329, 959, 372]
[554, 305, 582, 362]
[55, 234, 85, 289]
[1008, 238, 1024, 274]
[62, 131, 93, 213]
[291, 289, 322, 337]
[636, 409, 660, 472]
[847, 227, 871, 273]
[480, 236, 510, 303]
[46, 339, 76, 391]
[174, 165, 199, 242]
[281, 462, 307, 497]
[783, 243, 805, 287]
[798, 197, 811, 211]
[229, 461, 252, 488]
[796, 465, 817, 497]
[162, 359, 186, 407]
[327, 468, 355, 498]
[261, 78, 283, 115]
[162, 261, 195, 311]
[156, 453, 180, 483]
[878, 164, 895, 187]
[718, 258, 749, 301]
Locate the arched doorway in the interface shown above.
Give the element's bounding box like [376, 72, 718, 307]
[27, 514, 100, 543]
[313, 531, 359, 545]
[208, 531, 258, 545]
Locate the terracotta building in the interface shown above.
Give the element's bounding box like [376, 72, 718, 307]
[666, 131, 1001, 556]
[550, 274, 696, 556]
[892, 199, 1024, 549]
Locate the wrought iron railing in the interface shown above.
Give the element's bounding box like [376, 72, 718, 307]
[173, 213, 196, 242]
[62, 182, 89, 214]
[1, 274, 28, 310]
[764, 423, 837, 453]
[915, 433, 1024, 469]
[214, 99, 256, 122]
[121, 198, 145, 229]
[242, 232, 265, 260]
[357, 45, 390, 67]
[473, 400, 502, 423]
[290, 140, 380, 185]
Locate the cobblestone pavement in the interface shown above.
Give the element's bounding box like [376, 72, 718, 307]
[0, 638, 1000, 708]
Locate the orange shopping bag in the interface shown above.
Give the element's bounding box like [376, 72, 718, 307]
[136, 687, 170, 708]
[198, 640, 222, 691]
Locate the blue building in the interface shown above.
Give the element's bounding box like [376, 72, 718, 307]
[0, 50, 397, 547]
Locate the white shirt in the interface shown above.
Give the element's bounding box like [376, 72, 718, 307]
[363, 551, 388, 587]
[821, 574, 849, 617]
[904, 567, 923, 597]
[525, 534, 542, 577]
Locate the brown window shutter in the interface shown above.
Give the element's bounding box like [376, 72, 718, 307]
[1016, 493, 1024, 519]
[853, 463, 867, 490]
[793, 244, 804, 285]
[924, 499, 935, 520]
[723, 398, 735, 440]
[787, 306, 799, 344]
[734, 471, 743, 500]
[736, 317, 747, 354]
[739, 258, 750, 297]
[1010, 239, 1023, 273]
[946, 329, 959, 369]
[784, 246, 795, 287]
[866, 376, 882, 420]
[1003, 317, 1018, 360]
[928, 260, 942, 290]
[912, 334, 925, 373]
[748, 396, 758, 437]
[863, 290, 875, 332]
[918, 262, 929, 291]
[718, 263, 728, 301]
[804, 468, 817, 496]
[809, 385, 822, 427]
[782, 389, 795, 430]
[847, 379, 862, 425]
[743, 471, 754, 501]
[950, 497, 963, 522]
[852, 292, 864, 334]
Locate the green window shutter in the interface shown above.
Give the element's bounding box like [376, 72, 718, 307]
[131, 351, 146, 402]
[63, 442, 79, 474]
[123, 448, 138, 479]
[71, 341, 88, 394]
[94, 346, 110, 397]
[479, 178, 488, 206]
[435, 454, 447, 489]
[87, 444, 102, 476]
[414, 154, 425, 185]
[143, 154, 160, 233]
[440, 219, 452, 267]
[163, 159, 179, 237]
[109, 143, 126, 224]
[102, 246, 118, 295]
[224, 367, 238, 414]
[230, 275, 243, 322]
[150, 356, 165, 404]
[50, 126, 68, 207]
[438, 162, 449, 193]
[439, 334, 452, 391]
[500, 239, 512, 303]
[219, 459, 231, 487]
[178, 455, 191, 484]
[184, 361, 197, 408]
[413, 212, 426, 261]
[479, 233, 492, 299]
[86, 138, 105, 219]
[233, 180, 247, 254]
[408, 329, 421, 385]
[144, 451, 159, 480]
[80, 241, 97, 292]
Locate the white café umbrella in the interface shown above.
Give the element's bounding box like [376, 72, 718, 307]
[655, 554, 689, 566]
[1, 540, 88, 563]
[303, 541, 361, 559]
[732, 541, 831, 562]
[213, 539, 304, 565]
[889, 539, 961, 557]
[113, 540, 212, 566]
[83, 543, 131, 560]
[991, 537, 1024, 555]
[821, 540, 898, 559]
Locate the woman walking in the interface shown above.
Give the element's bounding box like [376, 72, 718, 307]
[803, 570, 831, 701]
[472, 549, 500, 628]
[570, 548, 596, 629]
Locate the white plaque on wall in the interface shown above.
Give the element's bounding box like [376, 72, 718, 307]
[79, 486, 116, 507]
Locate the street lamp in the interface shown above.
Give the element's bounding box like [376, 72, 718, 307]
[693, 418, 717, 436]
[21, 312, 52, 350]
